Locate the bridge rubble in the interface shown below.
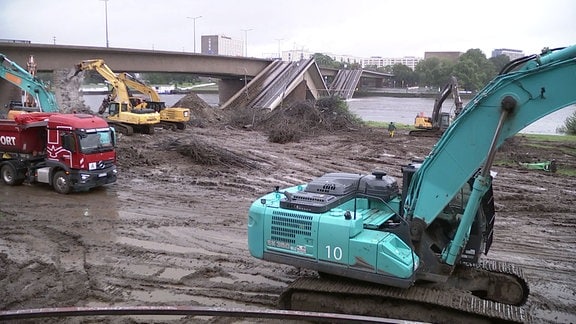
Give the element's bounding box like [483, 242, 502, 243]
[220, 58, 329, 110]
[328, 69, 363, 100]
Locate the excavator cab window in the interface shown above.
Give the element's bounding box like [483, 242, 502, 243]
[108, 102, 119, 116]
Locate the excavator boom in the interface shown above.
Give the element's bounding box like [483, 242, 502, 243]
[74, 59, 160, 135]
[117, 72, 161, 102]
[0, 53, 59, 117]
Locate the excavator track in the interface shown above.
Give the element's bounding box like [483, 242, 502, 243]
[279, 260, 530, 324]
[106, 121, 134, 136]
[454, 259, 530, 306]
[408, 129, 444, 137]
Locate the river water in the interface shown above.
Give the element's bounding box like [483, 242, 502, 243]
[82, 93, 576, 135]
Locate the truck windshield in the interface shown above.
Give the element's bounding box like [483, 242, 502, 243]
[79, 129, 113, 153]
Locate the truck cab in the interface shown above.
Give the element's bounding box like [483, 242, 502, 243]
[0, 112, 118, 194]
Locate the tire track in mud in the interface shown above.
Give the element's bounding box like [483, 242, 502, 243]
[87, 177, 296, 312]
[1, 126, 575, 323]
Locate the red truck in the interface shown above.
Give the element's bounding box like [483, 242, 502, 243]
[0, 112, 117, 194]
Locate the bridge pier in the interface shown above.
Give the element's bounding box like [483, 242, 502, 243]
[218, 78, 246, 106]
[284, 79, 308, 103]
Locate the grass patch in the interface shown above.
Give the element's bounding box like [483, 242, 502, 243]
[518, 133, 576, 142]
[556, 166, 576, 177]
[557, 168, 576, 176]
[366, 121, 413, 130]
[525, 143, 576, 156]
[493, 159, 518, 168]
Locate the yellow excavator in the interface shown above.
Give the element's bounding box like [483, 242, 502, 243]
[411, 75, 463, 136]
[117, 72, 190, 130]
[74, 59, 160, 135]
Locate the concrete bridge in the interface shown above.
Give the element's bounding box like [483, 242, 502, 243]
[0, 42, 393, 110]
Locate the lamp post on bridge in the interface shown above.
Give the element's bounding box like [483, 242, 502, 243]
[275, 38, 283, 59]
[241, 28, 252, 57]
[187, 15, 202, 53]
[100, 0, 109, 48]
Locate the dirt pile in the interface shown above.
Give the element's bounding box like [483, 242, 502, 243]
[172, 92, 223, 127]
[225, 96, 366, 143]
[53, 69, 92, 114]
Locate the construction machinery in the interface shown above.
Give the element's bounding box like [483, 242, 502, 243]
[0, 53, 59, 119]
[0, 112, 117, 194]
[247, 45, 576, 322]
[410, 75, 463, 136]
[117, 72, 190, 130]
[74, 59, 160, 135]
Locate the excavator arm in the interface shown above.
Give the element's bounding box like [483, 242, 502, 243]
[117, 72, 162, 102]
[0, 53, 59, 113]
[405, 45, 576, 265]
[74, 59, 132, 105]
[410, 76, 462, 135]
[431, 75, 464, 121]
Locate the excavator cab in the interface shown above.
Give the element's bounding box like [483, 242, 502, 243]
[438, 112, 451, 130]
[107, 102, 120, 116]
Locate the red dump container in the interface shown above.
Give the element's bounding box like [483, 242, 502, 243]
[0, 118, 47, 154]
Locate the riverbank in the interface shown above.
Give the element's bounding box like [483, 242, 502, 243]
[354, 89, 474, 99]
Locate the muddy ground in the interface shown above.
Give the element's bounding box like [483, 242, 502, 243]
[0, 98, 575, 323]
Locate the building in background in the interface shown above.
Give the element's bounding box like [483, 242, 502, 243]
[362, 56, 423, 71]
[281, 49, 315, 62]
[201, 35, 243, 56]
[326, 53, 364, 67]
[281, 49, 362, 67]
[491, 48, 524, 60]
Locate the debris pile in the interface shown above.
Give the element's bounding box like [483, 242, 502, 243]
[248, 96, 365, 143]
[166, 137, 259, 169]
[53, 69, 92, 114]
[172, 92, 222, 127]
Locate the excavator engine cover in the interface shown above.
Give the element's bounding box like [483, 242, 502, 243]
[280, 172, 399, 213]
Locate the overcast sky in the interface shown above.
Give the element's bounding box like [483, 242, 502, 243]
[1, 0, 574, 59]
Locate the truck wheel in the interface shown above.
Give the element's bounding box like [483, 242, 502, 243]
[176, 122, 186, 130]
[53, 171, 71, 194]
[1, 163, 24, 186]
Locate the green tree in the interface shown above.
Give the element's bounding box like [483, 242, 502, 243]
[392, 63, 417, 87]
[363, 64, 379, 72]
[557, 110, 576, 135]
[313, 53, 343, 69]
[489, 54, 511, 74]
[380, 65, 394, 73]
[415, 57, 455, 89]
[453, 49, 495, 91]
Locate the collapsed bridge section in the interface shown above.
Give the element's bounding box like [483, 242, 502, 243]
[220, 58, 329, 110]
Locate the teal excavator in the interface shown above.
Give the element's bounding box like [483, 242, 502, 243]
[248, 45, 576, 323]
[0, 53, 59, 119]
